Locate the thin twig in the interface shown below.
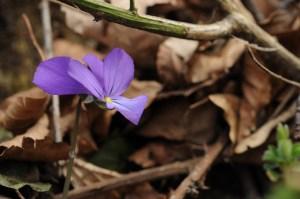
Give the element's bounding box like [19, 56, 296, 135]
[40, 0, 63, 143]
[270, 86, 296, 119]
[62, 98, 82, 199]
[22, 14, 46, 60]
[129, 0, 136, 13]
[16, 190, 25, 199]
[56, 159, 201, 199]
[170, 135, 227, 199]
[248, 47, 300, 88]
[74, 159, 121, 177]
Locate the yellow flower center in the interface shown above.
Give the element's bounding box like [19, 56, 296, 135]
[104, 96, 112, 103]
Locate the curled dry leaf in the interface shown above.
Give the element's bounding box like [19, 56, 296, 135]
[0, 87, 49, 133]
[187, 38, 245, 83]
[156, 38, 198, 84]
[209, 94, 241, 143]
[139, 98, 218, 143]
[238, 53, 271, 142]
[235, 102, 296, 153]
[0, 115, 69, 161]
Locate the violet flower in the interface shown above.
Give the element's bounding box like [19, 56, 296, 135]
[33, 48, 147, 125]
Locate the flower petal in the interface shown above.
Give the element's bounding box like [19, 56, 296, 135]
[110, 95, 148, 125]
[68, 59, 104, 99]
[103, 48, 134, 97]
[83, 53, 104, 84]
[33, 57, 88, 95]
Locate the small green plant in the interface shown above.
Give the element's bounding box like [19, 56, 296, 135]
[263, 123, 300, 181]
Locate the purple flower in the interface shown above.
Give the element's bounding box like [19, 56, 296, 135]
[33, 48, 147, 125]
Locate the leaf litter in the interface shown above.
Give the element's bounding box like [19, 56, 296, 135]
[1, 0, 300, 198]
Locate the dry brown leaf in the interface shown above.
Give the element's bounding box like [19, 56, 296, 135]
[53, 39, 104, 60]
[209, 94, 241, 143]
[238, 53, 272, 142]
[0, 115, 69, 161]
[129, 142, 191, 168]
[61, 6, 103, 36]
[124, 80, 163, 107]
[139, 99, 218, 143]
[187, 38, 245, 83]
[156, 38, 198, 84]
[0, 87, 49, 133]
[124, 183, 166, 199]
[235, 102, 296, 153]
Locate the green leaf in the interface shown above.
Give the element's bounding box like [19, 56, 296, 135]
[0, 173, 51, 192]
[276, 123, 290, 141]
[263, 145, 278, 162]
[277, 140, 293, 163]
[292, 143, 300, 159]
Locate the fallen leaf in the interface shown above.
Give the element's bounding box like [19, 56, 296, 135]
[186, 38, 245, 83]
[0, 115, 69, 161]
[156, 38, 198, 85]
[209, 94, 241, 143]
[139, 98, 218, 143]
[238, 53, 272, 142]
[0, 87, 49, 133]
[53, 39, 104, 60]
[124, 80, 163, 107]
[235, 102, 296, 153]
[129, 142, 191, 168]
[61, 6, 103, 36]
[124, 183, 166, 199]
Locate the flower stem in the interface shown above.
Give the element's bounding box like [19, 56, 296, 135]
[62, 98, 81, 199]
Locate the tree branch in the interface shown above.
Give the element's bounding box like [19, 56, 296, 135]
[59, 0, 300, 84]
[61, 0, 236, 40]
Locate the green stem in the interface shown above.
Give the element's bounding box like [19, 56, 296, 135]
[63, 0, 234, 40]
[62, 98, 81, 199]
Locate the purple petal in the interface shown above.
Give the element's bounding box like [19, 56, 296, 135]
[110, 95, 148, 125]
[68, 59, 104, 99]
[83, 53, 104, 84]
[103, 48, 134, 97]
[33, 57, 88, 95]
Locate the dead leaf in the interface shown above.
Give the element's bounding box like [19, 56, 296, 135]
[53, 39, 104, 60]
[0, 115, 69, 161]
[0, 87, 49, 133]
[139, 98, 218, 143]
[124, 183, 166, 199]
[124, 80, 163, 107]
[209, 94, 241, 143]
[235, 102, 296, 153]
[129, 142, 191, 168]
[156, 38, 198, 85]
[187, 38, 245, 83]
[61, 6, 103, 36]
[238, 53, 272, 142]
